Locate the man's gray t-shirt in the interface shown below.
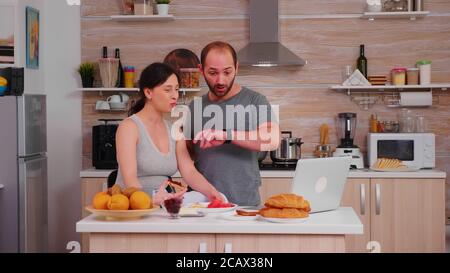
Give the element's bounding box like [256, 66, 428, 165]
[184, 87, 277, 206]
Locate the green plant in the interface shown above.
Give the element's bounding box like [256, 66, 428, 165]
[155, 0, 170, 4]
[78, 62, 95, 87]
[78, 62, 95, 77]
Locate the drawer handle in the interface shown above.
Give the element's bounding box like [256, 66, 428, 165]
[375, 183, 381, 215]
[199, 242, 207, 253]
[360, 183, 366, 215]
[224, 243, 233, 253]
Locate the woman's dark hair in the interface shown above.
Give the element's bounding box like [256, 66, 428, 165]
[128, 62, 179, 116]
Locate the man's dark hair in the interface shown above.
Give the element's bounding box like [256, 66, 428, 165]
[200, 41, 237, 68]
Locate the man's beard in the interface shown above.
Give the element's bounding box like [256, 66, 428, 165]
[206, 76, 236, 97]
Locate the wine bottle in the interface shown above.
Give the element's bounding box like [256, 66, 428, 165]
[115, 48, 124, 88]
[102, 46, 108, 58]
[357, 44, 368, 79]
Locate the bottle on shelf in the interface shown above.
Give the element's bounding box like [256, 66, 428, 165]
[370, 114, 378, 133]
[102, 46, 108, 58]
[115, 48, 125, 88]
[357, 44, 368, 79]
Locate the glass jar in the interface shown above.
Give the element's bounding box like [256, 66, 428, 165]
[391, 68, 406, 85]
[179, 68, 200, 88]
[121, 0, 134, 15]
[406, 68, 419, 85]
[133, 0, 153, 15]
[383, 0, 408, 12]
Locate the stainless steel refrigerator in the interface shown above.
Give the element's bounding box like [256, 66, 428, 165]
[0, 94, 48, 253]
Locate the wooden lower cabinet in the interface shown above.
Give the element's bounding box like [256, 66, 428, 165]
[89, 233, 216, 253]
[340, 179, 371, 253]
[215, 234, 345, 253]
[86, 233, 344, 253]
[370, 179, 445, 253]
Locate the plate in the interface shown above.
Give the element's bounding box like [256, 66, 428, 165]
[184, 202, 237, 213]
[85, 205, 159, 220]
[370, 166, 421, 172]
[178, 208, 205, 217]
[260, 216, 309, 224]
[220, 211, 259, 221]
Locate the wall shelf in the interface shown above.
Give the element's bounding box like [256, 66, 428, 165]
[77, 87, 139, 92]
[361, 11, 429, 20]
[110, 15, 174, 22]
[331, 84, 449, 95]
[331, 84, 450, 110]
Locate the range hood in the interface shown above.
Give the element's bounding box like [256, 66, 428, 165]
[237, 0, 306, 67]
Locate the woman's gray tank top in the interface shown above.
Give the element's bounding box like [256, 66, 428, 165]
[115, 114, 178, 195]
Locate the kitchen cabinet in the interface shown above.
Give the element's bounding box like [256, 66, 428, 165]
[215, 234, 344, 253]
[370, 179, 445, 252]
[89, 233, 215, 253]
[340, 179, 371, 253]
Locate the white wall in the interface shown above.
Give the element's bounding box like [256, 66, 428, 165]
[42, 0, 81, 253]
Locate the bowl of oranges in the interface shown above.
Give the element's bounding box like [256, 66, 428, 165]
[86, 184, 159, 220]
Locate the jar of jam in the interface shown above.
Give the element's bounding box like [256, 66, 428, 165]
[391, 68, 407, 86]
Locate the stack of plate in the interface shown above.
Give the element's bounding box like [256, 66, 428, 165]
[368, 75, 387, 86]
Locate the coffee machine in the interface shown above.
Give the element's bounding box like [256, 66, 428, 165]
[333, 113, 364, 169]
[92, 119, 121, 169]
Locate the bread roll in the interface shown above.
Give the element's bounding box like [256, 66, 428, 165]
[265, 193, 310, 210]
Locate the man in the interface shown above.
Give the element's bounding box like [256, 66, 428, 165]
[183, 41, 280, 206]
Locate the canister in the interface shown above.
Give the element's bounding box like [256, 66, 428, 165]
[406, 68, 419, 85]
[124, 66, 135, 88]
[391, 68, 407, 86]
[416, 60, 431, 85]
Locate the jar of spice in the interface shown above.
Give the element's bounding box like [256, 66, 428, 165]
[391, 68, 407, 85]
[406, 68, 419, 85]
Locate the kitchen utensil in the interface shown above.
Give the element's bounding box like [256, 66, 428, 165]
[319, 124, 329, 145]
[98, 58, 119, 88]
[314, 144, 332, 158]
[270, 131, 303, 165]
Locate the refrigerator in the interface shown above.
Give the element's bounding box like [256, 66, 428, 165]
[0, 94, 48, 253]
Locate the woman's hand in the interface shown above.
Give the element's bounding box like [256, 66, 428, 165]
[152, 180, 187, 206]
[207, 190, 225, 203]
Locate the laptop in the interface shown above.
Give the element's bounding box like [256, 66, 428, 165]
[291, 157, 352, 213]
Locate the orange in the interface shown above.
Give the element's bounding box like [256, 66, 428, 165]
[92, 192, 111, 210]
[108, 184, 122, 196]
[129, 191, 152, 210]
[107, 194, 130, 210]
[123, 187, 139, 198]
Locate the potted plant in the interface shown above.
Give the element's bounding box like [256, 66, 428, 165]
[78, 62, 95, 88]
[155, 0, 170, 15]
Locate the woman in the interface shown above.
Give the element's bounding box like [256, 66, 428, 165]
[115, 62, 223, 205]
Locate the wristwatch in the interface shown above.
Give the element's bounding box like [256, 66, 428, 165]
[223, 129, 232, 144]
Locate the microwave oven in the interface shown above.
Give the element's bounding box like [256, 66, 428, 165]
[368, 133, 435, 169]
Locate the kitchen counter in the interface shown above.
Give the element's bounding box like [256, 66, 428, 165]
[80, 168, 446, 179]
[76, 207, 362, 235]
[77, 207, 362, 253]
